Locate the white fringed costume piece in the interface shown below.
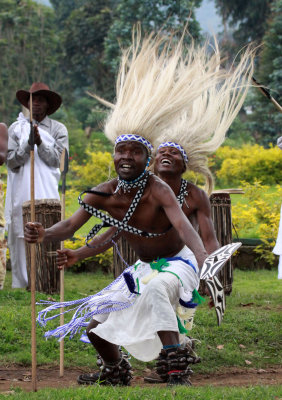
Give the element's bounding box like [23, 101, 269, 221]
[37, 247, 199, 362]
[92, 246, 199, 361]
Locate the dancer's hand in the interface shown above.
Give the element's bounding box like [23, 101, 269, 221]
[24, 222, 45, 243]
[57, 249, 78, 269]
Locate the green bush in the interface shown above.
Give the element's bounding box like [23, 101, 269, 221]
[231, 181, 282, 266]
[64, 234, 113, 273]
[71, 150, 116, 190]
[209, 144, 282, 187]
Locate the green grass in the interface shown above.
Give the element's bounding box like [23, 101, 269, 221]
[0, 269, 281, 371]
[1, 385, 281, 399]
[1, 269, 281, 398]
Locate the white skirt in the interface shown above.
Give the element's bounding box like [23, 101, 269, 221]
[91, 246, 199, 361]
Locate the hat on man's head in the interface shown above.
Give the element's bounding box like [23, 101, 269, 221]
[16, 82, 62, 115]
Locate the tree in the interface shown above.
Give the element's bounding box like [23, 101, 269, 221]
[59, 0, 203, 133]
[104, 0, 203, 75]
[0, 0, 62, 124]
[62, 0, 113, 94]
[49, 0, 83, 28]
[214, 0, 274, 46]
[248, 0, 282, 146]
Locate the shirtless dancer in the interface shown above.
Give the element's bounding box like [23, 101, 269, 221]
[25, 136, 208, 385]
[55, 140, 220, 385]
[25, 30, 254, 386]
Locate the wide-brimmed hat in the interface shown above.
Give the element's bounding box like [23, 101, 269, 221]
[16, 82, 62, 115]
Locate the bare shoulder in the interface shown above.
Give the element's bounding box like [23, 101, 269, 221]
[149, 174, 176, 203]
[83, 178, 118, 207]
[149, 174, 171, 194]
[187, 182, 211, 207]
[90, 178, 117, 193]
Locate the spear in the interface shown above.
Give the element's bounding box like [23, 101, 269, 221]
[252, 77, 282, 113]
[29, 93, 37, 392]
[59, 147, 68, 377]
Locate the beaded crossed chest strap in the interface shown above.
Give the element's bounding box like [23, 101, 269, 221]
[176, 179, 188, 207]
[78, 172, 167, 246]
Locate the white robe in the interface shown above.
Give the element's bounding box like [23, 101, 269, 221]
[5, 114, 60, 288]
[273, 204, 282, 279]
[92, 246, 199, 362]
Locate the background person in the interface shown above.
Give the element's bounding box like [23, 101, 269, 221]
[0, 123, 8, 290]
[5, 82, 69, 288]
[273, 136, 282, 279]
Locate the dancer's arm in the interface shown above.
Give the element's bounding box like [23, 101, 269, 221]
[153, 179, 208, 268]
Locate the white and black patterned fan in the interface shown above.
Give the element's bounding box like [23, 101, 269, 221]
[200, 242, 242, 280]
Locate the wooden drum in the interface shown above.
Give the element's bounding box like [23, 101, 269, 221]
[22, 199, 61, 294]
[210, 192, 233, 294]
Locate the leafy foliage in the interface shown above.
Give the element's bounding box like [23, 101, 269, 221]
[211, 144, 282, 186]
[71, 150, 116, 190]
[214, 0, 274, 45]
[0, 0, 62, 124]
[103, 0, 203, 75]
[248, 0, 282, 145]
[231, 181, 282, 265]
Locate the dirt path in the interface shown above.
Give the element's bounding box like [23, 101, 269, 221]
[0, 365, 281, 393]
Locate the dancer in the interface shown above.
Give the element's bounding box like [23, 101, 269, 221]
[25, 29, 254, 386]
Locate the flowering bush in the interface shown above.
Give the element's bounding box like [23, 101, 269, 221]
[71, 150, 116, 189]
[64, 234, 113, 272]
[232, 181, 282, 266]
[210, 144, 282, 187]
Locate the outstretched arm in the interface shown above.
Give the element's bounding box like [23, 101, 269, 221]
[24, 207, 91, 243]
[24, 188, 111, 243]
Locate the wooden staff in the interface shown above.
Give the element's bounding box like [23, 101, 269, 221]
[59, 148, 68, 377]
[252, 77, 282, 113]
[29, 93, 37, 392]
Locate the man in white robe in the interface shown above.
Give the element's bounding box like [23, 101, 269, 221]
[273, 136, 282, 279]
[5, 82, 69, 288]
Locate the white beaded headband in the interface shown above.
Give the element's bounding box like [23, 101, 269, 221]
[158, 141, 188, 163]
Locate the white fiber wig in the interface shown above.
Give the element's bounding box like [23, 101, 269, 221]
[90, 26, 228, 148]
[154, 40, 255, 194]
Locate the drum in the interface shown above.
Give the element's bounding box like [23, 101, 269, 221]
[113, 192, 233, 294]
[22, 199, 61, 294]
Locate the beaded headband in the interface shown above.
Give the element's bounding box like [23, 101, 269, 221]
[158, 141, 188, 163]
[115, 134, 153, 155]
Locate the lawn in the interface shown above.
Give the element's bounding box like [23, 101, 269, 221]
[1, 269, 281, 370]
[0, 269, 281, 398]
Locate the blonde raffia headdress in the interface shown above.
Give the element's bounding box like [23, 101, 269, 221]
[89, 26, 230, 154]
[154, 40, 255, 194]
[89, 26, 254, 191]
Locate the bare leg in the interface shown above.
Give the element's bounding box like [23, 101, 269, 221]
[158, 330, 179, 346]
[86, 319, 120, 362]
